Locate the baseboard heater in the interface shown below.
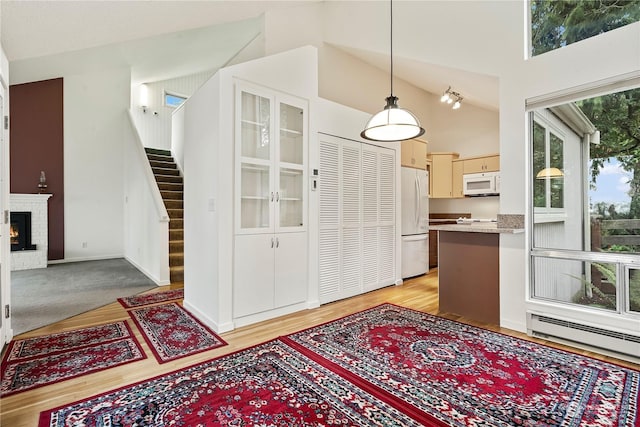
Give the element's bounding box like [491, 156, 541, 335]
[527, 312, 640, 360]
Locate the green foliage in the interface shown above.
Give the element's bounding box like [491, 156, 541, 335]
[531, 0, 640, 56]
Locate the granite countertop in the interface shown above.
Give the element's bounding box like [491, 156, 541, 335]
[428, 222, 523, 234]
[428, 214, 525, 234]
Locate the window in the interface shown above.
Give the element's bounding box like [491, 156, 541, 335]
[530, 0, 640, 56]
[532, 115, 564, 211]
[530, 85, 640, 316]
[164, 91, 187, 108]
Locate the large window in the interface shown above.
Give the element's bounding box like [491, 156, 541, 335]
[530, 0, 640, 56]
[530, 86, 640, 316]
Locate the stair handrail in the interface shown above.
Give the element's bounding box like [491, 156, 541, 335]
[126, 110, 170, 222]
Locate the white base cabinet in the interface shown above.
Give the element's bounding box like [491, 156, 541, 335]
[233, 232, 308, 318]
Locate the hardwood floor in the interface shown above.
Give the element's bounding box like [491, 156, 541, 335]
[1, 270, 638, 426]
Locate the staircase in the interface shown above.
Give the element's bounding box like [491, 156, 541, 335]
[145, 148, 184, 283]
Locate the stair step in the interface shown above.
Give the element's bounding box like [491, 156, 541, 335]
[155, 174, 183, 184]
[147, 153, 173, 162]
[169, 240, 184, 252]
[165, 200, 183, 210]
[169, 229, 184, 240]
[150, 160, 177, 170]
[169, 252, 184, 266]
[170, 219, 184, 229]
[167, 208, 183, 219]
[158, 182, 183, 192]
[160, 190, 183, 200]
[152, 167, 180, 177]
[170, 265, 184, 283]
[145, 147, 171, 156]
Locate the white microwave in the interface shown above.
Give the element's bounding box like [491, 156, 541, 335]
[463, 172, 500, 196]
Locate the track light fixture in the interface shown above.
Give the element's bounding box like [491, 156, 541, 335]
[441, 86, 463, 110]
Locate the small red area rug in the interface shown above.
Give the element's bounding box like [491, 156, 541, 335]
[127, 302, 226, 363]
[1, 337, 145, 397]
[117, 287, 183, 309]
[284, 303, 640, 427]
[3, 321, 135, 363]
[39, 339, 423, 426]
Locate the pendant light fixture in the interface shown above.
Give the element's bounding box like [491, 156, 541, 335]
[361, 0, 425, 142]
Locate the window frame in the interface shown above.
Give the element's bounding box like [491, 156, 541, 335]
[164, 90, 187, 109]
[532, 112, 566, 216]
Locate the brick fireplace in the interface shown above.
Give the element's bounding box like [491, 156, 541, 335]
[10, 193, 52, 270]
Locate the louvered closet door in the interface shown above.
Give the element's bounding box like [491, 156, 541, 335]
[362, 146, 379, 289]
[377, 149, 396, 286]
[362, 145, 396, 292]
[318, 139, 341, 301]
[341, 141, 362, 296]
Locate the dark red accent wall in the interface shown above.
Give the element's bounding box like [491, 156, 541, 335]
[10, 78, 64, 260]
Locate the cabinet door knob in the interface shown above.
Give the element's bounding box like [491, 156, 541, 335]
[271, 237, 274, 248]
[275, 237, 280, 248]
[276, 192, 280, 202]
[271, 192, 274, 202]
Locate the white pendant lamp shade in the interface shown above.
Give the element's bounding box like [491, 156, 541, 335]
[361, 96, 425, 142]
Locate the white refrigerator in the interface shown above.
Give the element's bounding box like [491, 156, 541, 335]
[401, 167, 429, 278]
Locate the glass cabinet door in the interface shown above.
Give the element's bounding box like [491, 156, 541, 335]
[240, 91, 271, 161]
[279, 102, 303, 165]
[277, 101, 305, 230]
[238, 89, 273, 231]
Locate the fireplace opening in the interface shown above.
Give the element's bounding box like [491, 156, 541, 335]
[10, 211, 37, 251]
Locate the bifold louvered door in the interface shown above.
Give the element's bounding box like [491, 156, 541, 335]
[318, 134, 396, 304]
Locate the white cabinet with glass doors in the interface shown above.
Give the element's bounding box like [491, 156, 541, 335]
[234, 82, 308, 320]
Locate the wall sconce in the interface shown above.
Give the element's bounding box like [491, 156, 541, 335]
[140, 84, 149, 113]
[440, 86, 463, 110]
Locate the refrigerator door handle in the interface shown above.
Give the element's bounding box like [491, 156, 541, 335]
[415, 175, 420, 226]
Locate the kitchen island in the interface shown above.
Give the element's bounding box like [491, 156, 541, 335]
[429, 219, 523, 325]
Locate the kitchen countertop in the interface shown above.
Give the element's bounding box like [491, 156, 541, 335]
[429, 222, 524, 234]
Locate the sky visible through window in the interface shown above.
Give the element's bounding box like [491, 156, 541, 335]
[590, 158, 632, 211]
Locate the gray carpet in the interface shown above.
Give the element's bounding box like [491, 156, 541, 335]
[11, 258, 157, 336]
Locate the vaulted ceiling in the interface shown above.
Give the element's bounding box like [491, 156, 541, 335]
[1, 0, 499, 110]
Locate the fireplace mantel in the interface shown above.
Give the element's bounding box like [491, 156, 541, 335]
[10, 193, 52, 270]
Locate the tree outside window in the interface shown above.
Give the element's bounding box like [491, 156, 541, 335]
[531, 0, 640, 56]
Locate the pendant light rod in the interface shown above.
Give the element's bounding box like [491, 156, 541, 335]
[390, 0, 394, 97]
[360, 0, 425, 142]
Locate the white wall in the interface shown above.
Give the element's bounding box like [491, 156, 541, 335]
[131, 70, 215, 151]
[63, 67, 131, 261]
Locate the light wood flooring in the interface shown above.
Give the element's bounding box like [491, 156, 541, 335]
[2, 269, 639, 426]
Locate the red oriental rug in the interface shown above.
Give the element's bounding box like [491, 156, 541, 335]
[117, 287, 184, 309]
[38, 339, 424, 427]
[127, 302, 226, 363]
[3, 321, 135, 363]
[1, 337, 145, 397]
[284, 303, 640, 427]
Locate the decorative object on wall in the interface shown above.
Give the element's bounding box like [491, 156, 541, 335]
[536, 167, 564, 179]
[139, 84, 149, 113]
[440, 86, 463, 110]
[37, 171, 47, 193]
[361, 0, 425, 142]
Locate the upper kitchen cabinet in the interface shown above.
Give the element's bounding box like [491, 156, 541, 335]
[428, 152, 460, 198]
[463, 154, 500, 174]
[236, 83, 307, 234]
[401, 139, 427, 170]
